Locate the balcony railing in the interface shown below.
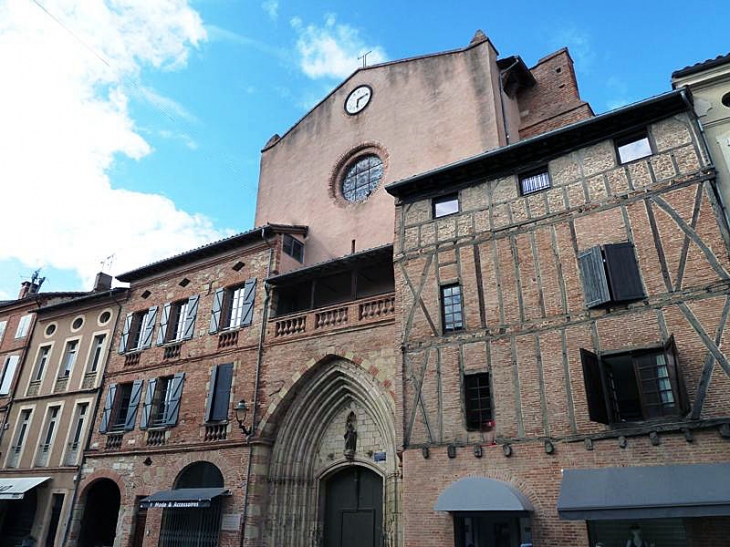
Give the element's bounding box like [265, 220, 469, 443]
[146, 429, 166, 446]
[26, 380, 41, 397]
[124, 353, 140, 366]
[163, 343, 181, 360]
[105, 432, 123, 449]
[218, 330, 238, 349]
[204, 423, 228, 442]
[64, 442, 80, 466]
[35, 443, 51, 467]
[82, 371, 97, 390]
[272, 293, 395, 340]
[7, 445, 22, 468]
[54, 377, 68, 393]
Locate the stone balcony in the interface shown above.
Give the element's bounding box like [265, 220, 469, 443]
[271, 293, 395, 341]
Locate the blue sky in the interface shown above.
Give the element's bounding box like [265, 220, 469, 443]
[0, 0, 728, 299]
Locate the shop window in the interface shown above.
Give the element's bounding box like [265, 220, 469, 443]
[158, 296, 199, 344]
[433, 193, 459, 218]
[205, 364, 233, 423]
[99, 380, 143, 433]
[209, 280, 256, 333]
[440, 284, 464, 333]
[140, 373, 185, 429]
[44, 494, 65, 547]
[581, 335, 689, 424]
[578, 243, 644, 308]
[283, 234, 304, 263]
[464, 372, 493, 430]
[520, 168, 551, 195]
[118, 307, 157, 353]
[616, 130, 652, 164]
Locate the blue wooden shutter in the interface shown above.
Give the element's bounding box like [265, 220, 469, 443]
[141, 306, 157, 349]
[157, 303, 171, 346]
[124, 379, 143, 431]
[578, 246, 610, 308]
[240, 279, 257, 327]
[100, 383, 117, 433]
[140, 378, 157, 430]
[183, 295, 199, 340]
[604, 242, 645, 303]
[118, 314, 133, 354]
[164, 373, 185, 427]
[580, 349, 610, 424]
[208, 363, 233, 422]
[209, 289, 225, 334]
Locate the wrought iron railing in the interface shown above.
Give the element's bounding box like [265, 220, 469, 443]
[6, 445, 22, 468]
[35, 443, 51, 467]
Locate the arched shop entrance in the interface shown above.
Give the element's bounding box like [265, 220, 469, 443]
[141, 461, 228, 547]
[323, 465, 383, 547]
[78, 479, 121, 547]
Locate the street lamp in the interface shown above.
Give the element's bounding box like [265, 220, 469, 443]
[234, 399, 251, 435]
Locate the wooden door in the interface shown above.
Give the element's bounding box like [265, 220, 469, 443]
[324, 467, 383, 547]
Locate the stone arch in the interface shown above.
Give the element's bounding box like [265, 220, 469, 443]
[262, 356, 399, 547]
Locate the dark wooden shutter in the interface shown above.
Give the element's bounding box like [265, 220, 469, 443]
[141, 306, 158, 349]
[100, 383, 117, 433]
[209, 289, 225, 334]
[578, 247, 610, 308]
[204, 366, 219, 423]
[183, 295, 199, 340]
[157, 303, 171, 346]
[240, 279, 257, 327]
[664, 335, 690, 415]
[140, 378, 157, 430]
[212, 364, 233, 421]
[164, 372, 185, 426]
[118, 314, 133, 354]
[124, 379, 143, 431]
[604, 242, 645, 303]
[580, 348, 610, 424]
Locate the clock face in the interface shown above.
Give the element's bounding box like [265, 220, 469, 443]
[345, 85, 372, 115]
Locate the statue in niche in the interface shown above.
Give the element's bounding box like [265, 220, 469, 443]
[344, 412, 357, 460]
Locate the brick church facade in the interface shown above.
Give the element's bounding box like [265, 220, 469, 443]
[1, 31, 729, 547]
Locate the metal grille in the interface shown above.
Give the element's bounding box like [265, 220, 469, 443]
[159, 499, 223, 547]
[520, 170, 551, 195]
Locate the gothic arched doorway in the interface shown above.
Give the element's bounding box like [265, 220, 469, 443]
[78, 479, 120, 547]
[323, 466, 383, 547]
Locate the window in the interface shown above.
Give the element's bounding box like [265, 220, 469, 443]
[520, 168, 551, 195]
[209, 280, 256, 333]
[45, 323, 56, 336]
[0, 355, 19, 395]
[205, 364, 234, 422]
[440, 284, 464, 332]
[581, 335, 688, 424]
[283, 234, 304, 263]
[0, 320, 6, 342]
[616, 131, 652, 164]
[69, 403, 89, 454]
[118, 307, 157, 353]
[578, 242, 644, 308]
[15, 314, 32, 339]
[140, 373, 185, 429]
[158, 296, 199, 344]
[99, 380, 143, 433]
[59, 340, 79, 377]
[464, 373, 493, 430]
[33, 345, 52, 381]
[71, 316, 84, 330]
[9, 409, 32, 466]
[433, 193, 459, 218]
[45, 494, 65, 547]
[341, 155, 383, 202]
[37, 406, 60, 466]
[87, 334, 106, 373]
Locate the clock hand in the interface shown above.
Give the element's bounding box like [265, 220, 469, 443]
[356, 95, 364, 108]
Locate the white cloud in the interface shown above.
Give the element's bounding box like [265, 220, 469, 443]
[205, 24, 289, 61]
[552, 26, 595, 70]
[262, 0, 279, 21]
[0, 0, 231, 289]
[291, 14, 387, 80]
[137, 85, 199, 124]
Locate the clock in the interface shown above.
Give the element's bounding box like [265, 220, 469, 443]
[345, 85, 373, 115]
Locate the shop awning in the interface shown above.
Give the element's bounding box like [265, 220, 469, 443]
[558, 463, 730, 520]
[140, 487, 230, 509]
[434, 477, 534, 513]
[0, 477, 51, 500]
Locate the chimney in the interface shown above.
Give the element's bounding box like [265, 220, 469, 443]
[93, 272, 113, 292]
[18, 281, 40, 299]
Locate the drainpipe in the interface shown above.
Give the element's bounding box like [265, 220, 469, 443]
[239, 227, 276, 547]
[498, 59, 520, 146]
[62, 290, 125, 547]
